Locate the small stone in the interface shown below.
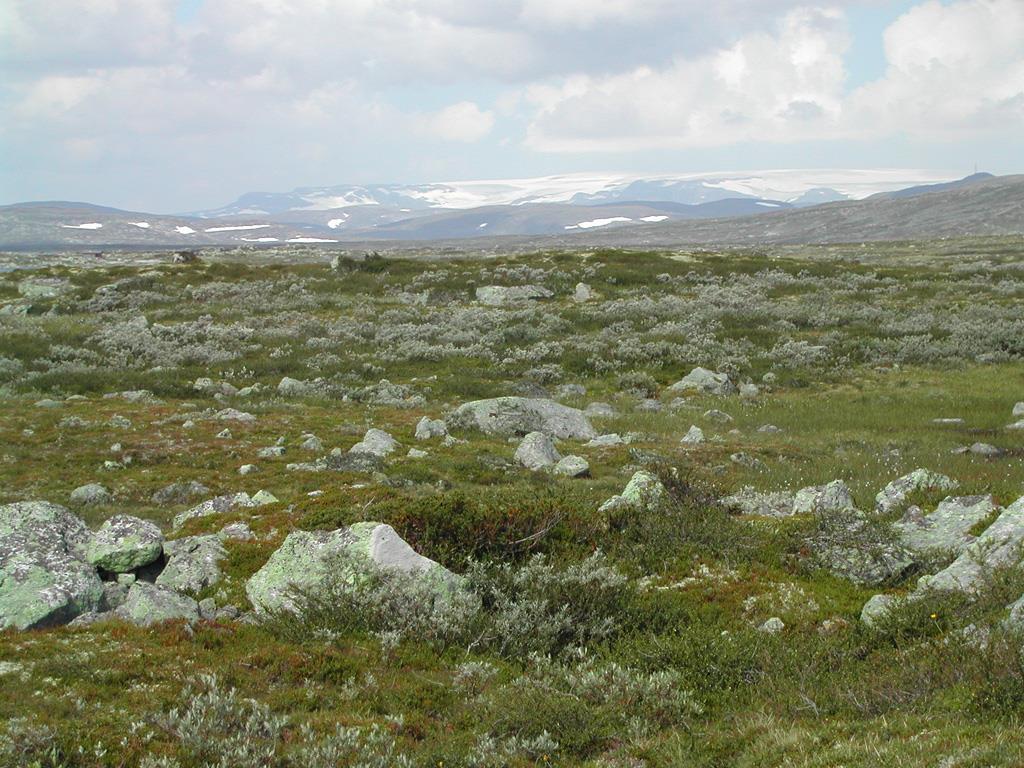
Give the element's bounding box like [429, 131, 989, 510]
[584, 402, 616, 418]
[668, 367, 736, 396]
[587, 433, 626, 447]
[875, 469, 958, 514]
[573, 282, 597, 303]
[216, 428, 232, 439]
[758, 424, 783, 434]
[704, 409, 733, 423]
[932, 418, 965, 426]
[1013, 402, 1024, 417]
[739, 383, 760, 399]
[514, 431, 561, 470]
[349, 428, 399, 457]
[414, 417, 448, 440]
[198, 597, 217, 620]
[258, 446, 286, 458]
[300, 436, 324, 452]
[860, 594, 897, 627]
[407, 448, 428, 459]
[969, 442, 1003, 457]
[680, 425, 704, 445]
[252, 490, 279, 506]
[238, 464, 259, 475]
[69, 483, 112, 508]
[219, 522, 256, 541]
[553, 455, 590, 478]
[758, 617, 785, 634]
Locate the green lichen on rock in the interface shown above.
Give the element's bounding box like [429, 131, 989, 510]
[0, 502, 103, 630]
[246, 522, 460, 614]
[85, 514, 164, 573]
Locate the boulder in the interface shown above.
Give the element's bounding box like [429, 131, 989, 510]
[349, 428, 399, 457]
[917, 496, 1024, 594]
[874, 469, 958, 514]
[893, 495, 996, 555]
[414, 417, 448, 440]
[85, 515, 163, 573]
[252, 490, 279, 506]
[514, 432, 561, 470]
[722, 487, 795, 517]
[114, 582, 199, 626]
[807, 508, 915, 587]
[300, 436, 324, 452]
[573, 283, 597, 303]
[172, 492, 256, 531]
[246, 522, 460, 614]
[668, 367, 736, 396]
[792, 480, 854, 515]
[553, 455, 590, 478]
[680, 425, 705, 445]
[598, 471, 666, 513]
[860, 593, 898, 626]
[0, 502, 104, 630]
[69, 483, 112, 508]
[475, 285, 553, 306]
[278, 376, 314, 397]
[447, 397, 597, 440]
[156, 535, 227, 594]
[149, 481, 209, 505]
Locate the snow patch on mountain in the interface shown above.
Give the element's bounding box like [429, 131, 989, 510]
[61, 222, 103, 230]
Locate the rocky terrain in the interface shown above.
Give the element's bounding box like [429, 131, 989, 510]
[1, 239, 1024, 766]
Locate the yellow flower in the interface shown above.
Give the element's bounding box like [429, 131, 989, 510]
[930, 613, 938, 619]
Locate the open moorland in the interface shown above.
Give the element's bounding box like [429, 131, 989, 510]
[2, 238, 1024, 767]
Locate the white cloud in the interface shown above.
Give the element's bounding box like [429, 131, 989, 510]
[420, 101, 496, 142]
[523, 0, 1024, 152]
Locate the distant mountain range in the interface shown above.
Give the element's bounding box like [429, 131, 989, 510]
[2, 170, 1020, 250]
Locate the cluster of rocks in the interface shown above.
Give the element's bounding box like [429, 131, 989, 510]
[1, 494, 454, 632]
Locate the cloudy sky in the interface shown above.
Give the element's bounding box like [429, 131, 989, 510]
[1, 0, 1022, 212]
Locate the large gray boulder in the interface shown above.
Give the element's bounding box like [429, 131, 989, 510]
[246, 522, 459, 614]
[875, 469, 957, 514]
[415, 417, 448, 440]
[85, 515, 164, 573]
[893, 495, 996, 556]
[349, 428, 399, 457]
[447, 397, 597, 440]
[554, 455, 590, 478]
[0, 502, 104, 630]
[667, 367, 736, 396]
[156, 535, 227, 594]
[514, 432, 561, 470]
[151, 480, 211, 505]
[475, 285, 553, 306]
[114, 582, 199, 626]
[917, 495, 1024, 594]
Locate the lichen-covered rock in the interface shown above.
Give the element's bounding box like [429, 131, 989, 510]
[875, 469, 958, 514]
[917, 496, 1024, 594]
[85, 515, 163, 573]
[349, 428, 399, 457]
[792, 480, 854, 515]
[893, 495, 996, 555]
[599, 471, 666, 513]
[722, 487, 796, 517]
[680, 425, 704, 445]
[151, 480, 210, 505]
[554, 455, 590, 478]
[475, 285, 553, 305]
[172, 492, 256, 530]
[573, 283, 597, 303]
[114, 582, 199, 626]
[415, 417, 448, 440]
[860, 593, 898, 626]
[278, 376, 314, 397]
[156, 535, 227, 594]
[69, 483, 112, 508]
[246, 522, 460, 614]
[668, 367, 736, 396]
[1013, 402, 1024, 418]
[447, 397, 596, 440]
[514, 431, 561, 470]
[0, 502, 104, 630]
[807, 508, 915, 587]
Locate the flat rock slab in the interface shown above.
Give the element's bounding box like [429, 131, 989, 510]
[0, 502, 104, 630]
[447, 397, 596, 440]
[918, 495, 1024, 594]
[893, 495, 996, 555]
[875, 469, 958, 514]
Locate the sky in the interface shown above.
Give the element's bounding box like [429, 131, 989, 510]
[0, 0, 1022, 213]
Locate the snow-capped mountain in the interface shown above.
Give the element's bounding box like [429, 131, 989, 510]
[193, 169, 957, 218]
